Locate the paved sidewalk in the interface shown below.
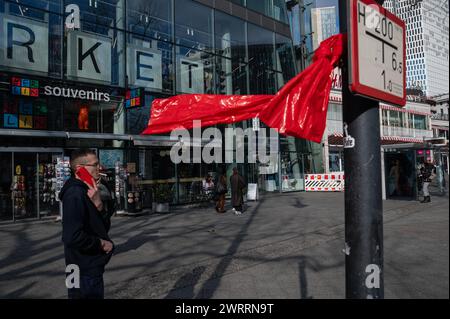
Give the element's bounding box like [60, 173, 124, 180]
[0, 191, 448, 299]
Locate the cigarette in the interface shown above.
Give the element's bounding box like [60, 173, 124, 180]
[99, 173, 107, 177]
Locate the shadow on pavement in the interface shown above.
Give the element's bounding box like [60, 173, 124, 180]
[164, 266, 206, 299]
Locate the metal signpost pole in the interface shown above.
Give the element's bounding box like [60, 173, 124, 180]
[339, 0, 385, 299]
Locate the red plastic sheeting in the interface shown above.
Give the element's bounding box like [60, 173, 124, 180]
[141, 34, 345, 143]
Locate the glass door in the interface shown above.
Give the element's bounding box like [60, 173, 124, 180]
[13, 153, 38, 220]
[0, 152, 13, 221]
[38, 153, 61, 218]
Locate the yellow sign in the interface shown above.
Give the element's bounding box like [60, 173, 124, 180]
[15, 165, 22, 175]
[19, 115, 33, 128]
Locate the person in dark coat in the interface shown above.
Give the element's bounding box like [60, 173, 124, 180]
[230, 167, 246, 215]
[215, 170, 227, 213]
[59, 149, 114, 299]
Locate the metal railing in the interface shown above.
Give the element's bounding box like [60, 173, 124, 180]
[431, 114, 449, 121]
[381, 126, 433, 138]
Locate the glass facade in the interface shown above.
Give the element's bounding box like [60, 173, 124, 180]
[288, 0, 340, 68]
[0, 0, 303, 221]
[246, 0, 289, 24]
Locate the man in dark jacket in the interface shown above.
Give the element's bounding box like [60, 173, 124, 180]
[230, 167, 246, 215]
[60, 149, 114, 299]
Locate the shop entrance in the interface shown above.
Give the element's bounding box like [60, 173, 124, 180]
[384, 150, 417, 200]
[0, 148, 63, 222]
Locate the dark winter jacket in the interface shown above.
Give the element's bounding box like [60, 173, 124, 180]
[59, 178, 114, 276]
[230, 173, 245, 207]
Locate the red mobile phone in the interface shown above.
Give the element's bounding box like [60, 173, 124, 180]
[76, 166, 95, 187]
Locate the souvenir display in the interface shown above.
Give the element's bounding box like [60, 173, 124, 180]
[39, 163, 57, 214]
[55, 157, 71, 201]
[115, 161, 127, 212]
[12, 173, 26, 216]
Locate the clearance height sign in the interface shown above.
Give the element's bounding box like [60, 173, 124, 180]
[349, 0, 406, 106]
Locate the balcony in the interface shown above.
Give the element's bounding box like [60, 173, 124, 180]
[382, 126, 433, 139]
[431, 114, 449, 121]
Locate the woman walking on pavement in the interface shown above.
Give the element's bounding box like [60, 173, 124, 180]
[230, 167, 246, 215]
[419, 160, 436, 203]
[215, 170, 227, 213]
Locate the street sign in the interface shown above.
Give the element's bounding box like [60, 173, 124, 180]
[349, 0, 406, 106]
[252, 117, 260, 131]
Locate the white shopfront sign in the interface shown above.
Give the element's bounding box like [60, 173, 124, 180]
[127, 45, 162, 90]
[178, 57, 204, 94]
[0, 15, 49, 73]
[0, 14, 166, 89]
[66, 31, 112, 83]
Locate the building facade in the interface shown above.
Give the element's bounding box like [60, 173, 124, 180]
[0, 0, 308, 222]
[430, 93, 449, 141]
[287, 0, 448, 199]
[310, 6, 337, 50]
[384, 0, 450, 96]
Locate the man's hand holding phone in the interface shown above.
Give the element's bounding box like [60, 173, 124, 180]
[100, 239, 113, 253]
[76, 167, 103, 211]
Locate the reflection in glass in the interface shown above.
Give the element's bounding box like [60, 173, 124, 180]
[175, 0, 213, 52]
[275, 33, 297, 87]
[247, 23, 276, 94]
[310, 6, 338, 50]
[63, 98, 122, 134]
[214, 11, 247, 94]
[176, 48, 214, 94]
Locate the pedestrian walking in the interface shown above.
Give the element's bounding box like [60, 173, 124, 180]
[419, 160, 436, 203]
[215, 170, 227, 213]
[97, 166, 116, 230]
[59, 149, 114, 299]
[202, 174, 215, 196]
[230, 167, 246, 215]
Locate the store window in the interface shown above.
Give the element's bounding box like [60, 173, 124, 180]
[329, 151, 343, 172]
[279, 136, 309, 192]
[413, 114, 427, 130]
[389, 110, 403, 127]
[382, 109, 389, 126]
[1, 92, 62, 131]
[126, 94, 155, 135]
[214, 10, 247, 95]
[62, 93, 124, 134]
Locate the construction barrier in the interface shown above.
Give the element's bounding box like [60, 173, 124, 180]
[305, 172, 345, 192]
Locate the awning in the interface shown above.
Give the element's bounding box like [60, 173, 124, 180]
[379, 103, 431, 116]
[328, 133, 425, 146]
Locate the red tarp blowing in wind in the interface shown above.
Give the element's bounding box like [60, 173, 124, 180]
[141, 34, 345, 143]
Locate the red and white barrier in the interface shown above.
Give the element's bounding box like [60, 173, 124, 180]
[305, 172, 345, 192]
